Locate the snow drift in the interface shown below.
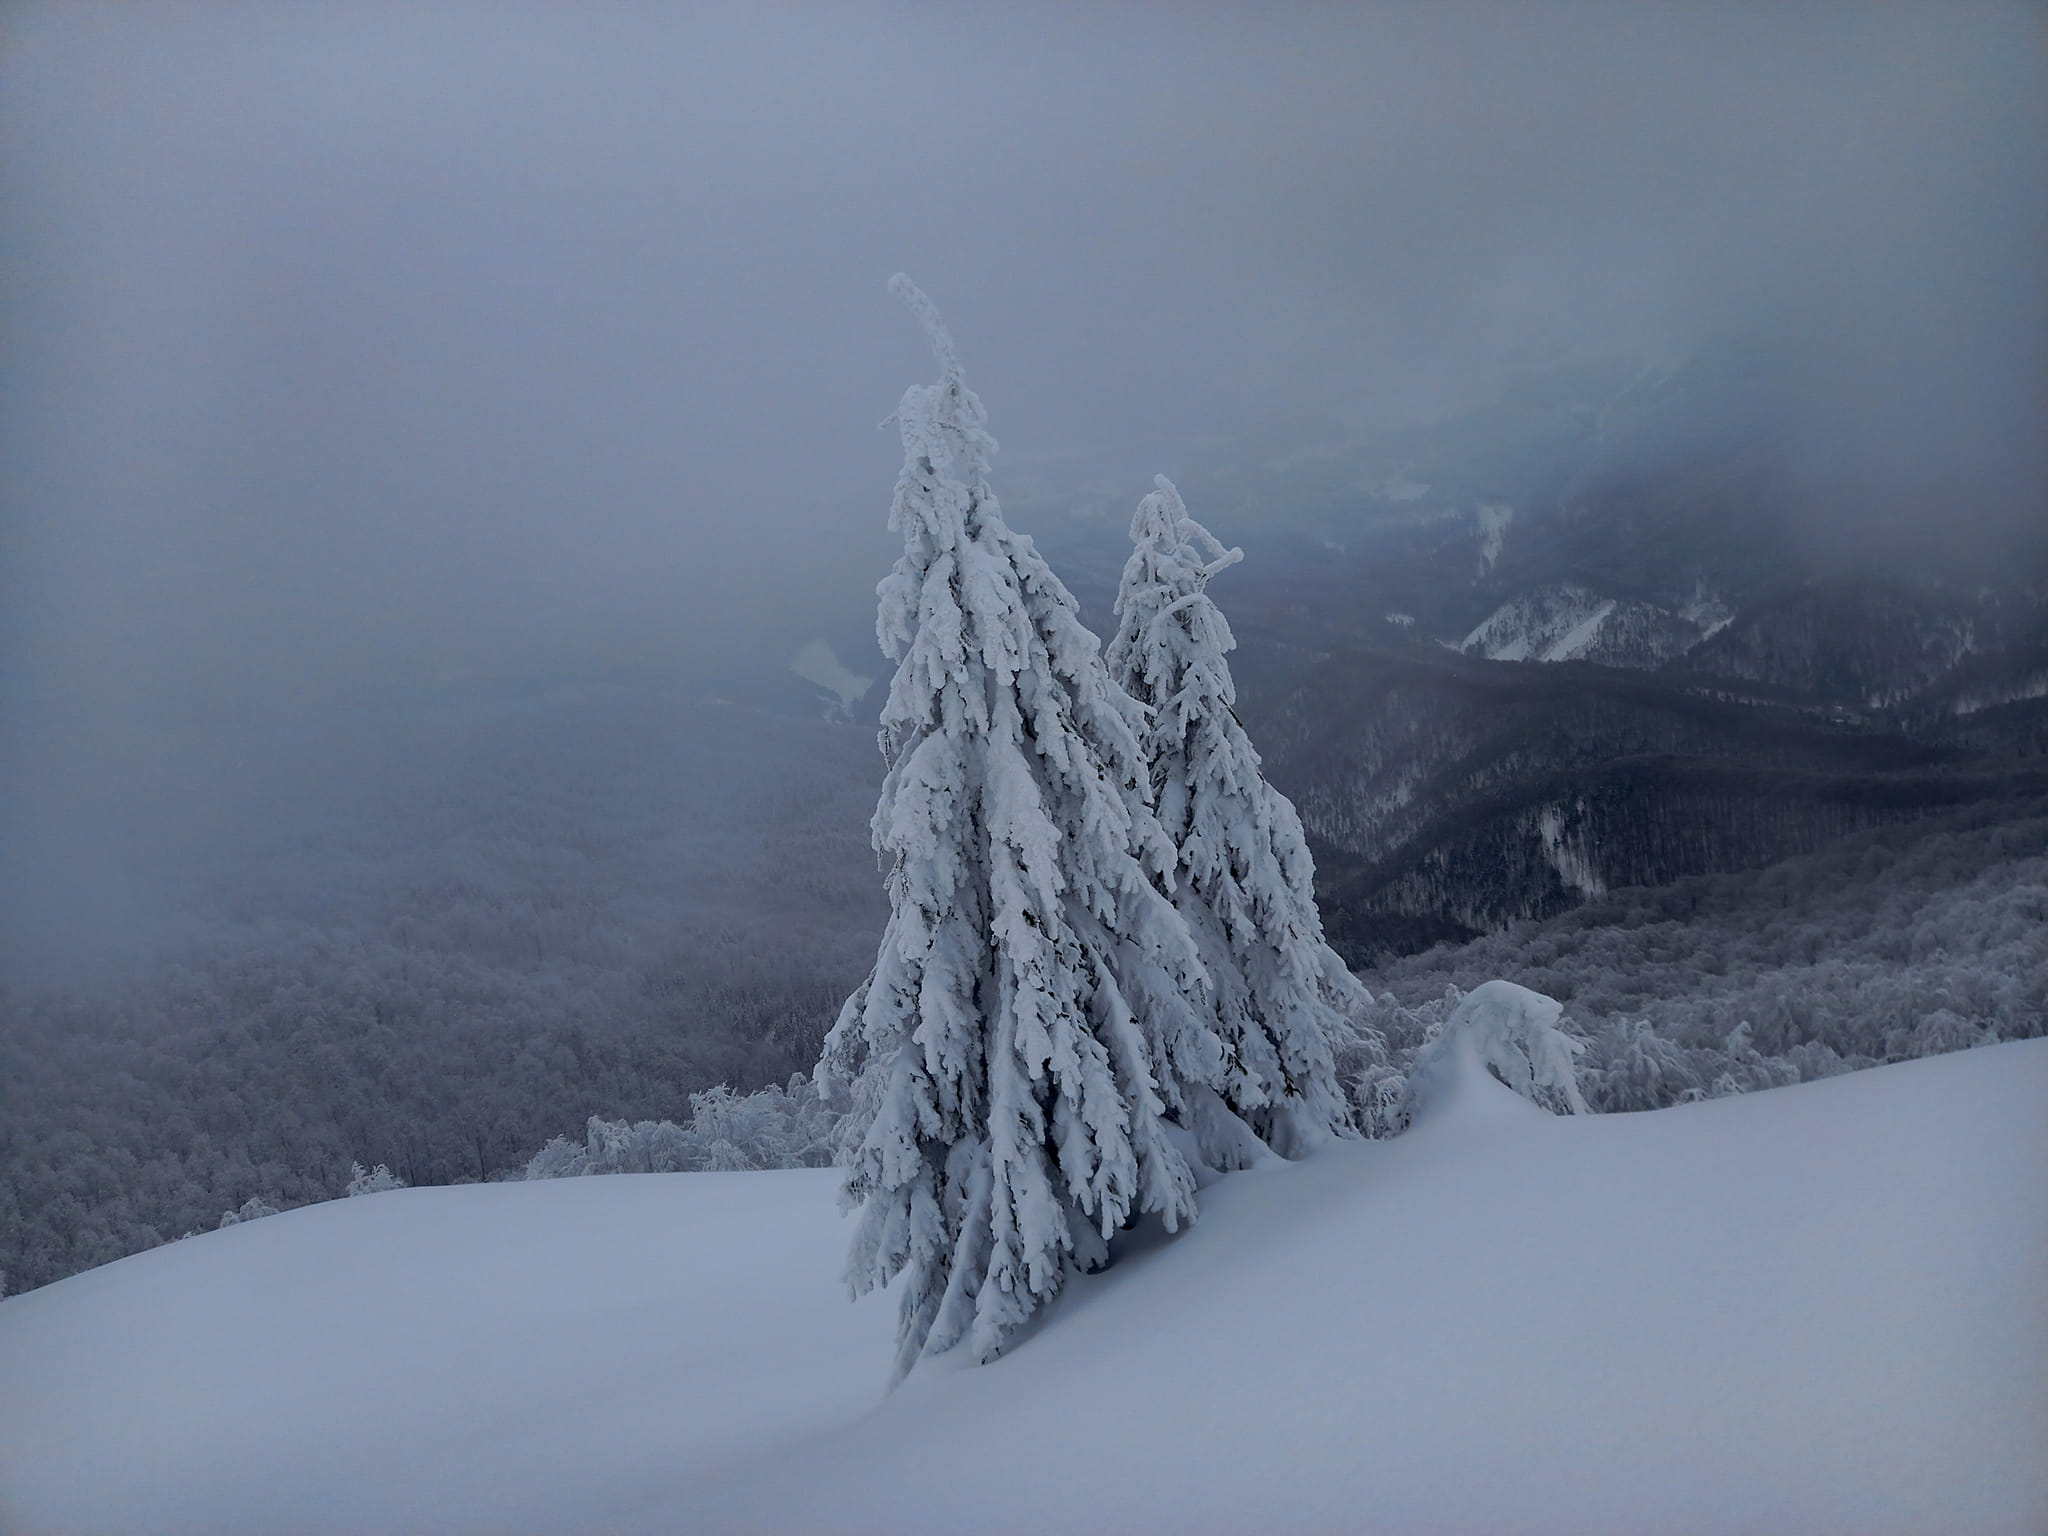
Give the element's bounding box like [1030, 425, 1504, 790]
[3, 1040, 2042, 1536]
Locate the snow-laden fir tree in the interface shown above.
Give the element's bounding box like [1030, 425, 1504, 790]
[1106, 475, 1370, 1157]
[817, 278, 1224, 1383]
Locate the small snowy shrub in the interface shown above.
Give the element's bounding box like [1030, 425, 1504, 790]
[1344, 983, 1463, 1135]
[1887, 1008, 1992, 1062]
[217, 1195, 279, 1229]
[1343, 980, 1591, 1132]
[1331, 1011, 1405, 1136]
[1405, 979, 1589, 1120]
[1780, 1038, 1852, 1081]
[346, 1163, 407, 1196]
[1707, 1022, 1802, 1097]
[1349, 1061, 1411, 1139]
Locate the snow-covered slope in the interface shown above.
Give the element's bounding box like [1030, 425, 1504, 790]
[4, 1042, 2044, 1536]
[1461, 581, 1709, 667]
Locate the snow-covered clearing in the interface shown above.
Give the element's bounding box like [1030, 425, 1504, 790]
[4, 1040, 2043, 1536]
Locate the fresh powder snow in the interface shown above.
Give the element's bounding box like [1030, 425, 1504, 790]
[4, 1039, 2042, 1535]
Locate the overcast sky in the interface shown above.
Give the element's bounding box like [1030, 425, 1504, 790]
[2, 3, 2044, 966]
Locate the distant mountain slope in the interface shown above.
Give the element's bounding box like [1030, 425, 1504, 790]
[1247, 642, 2048, 958]
[1673, 579, 2041, 706]
[1005, 351, 2048, 957]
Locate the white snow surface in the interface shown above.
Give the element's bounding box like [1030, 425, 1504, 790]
[1537, 803, 1607, 898]
[1464, 582, 1619, 662]
[1678, 580, 1735, 641]
[5, 1041, 2044, 1536]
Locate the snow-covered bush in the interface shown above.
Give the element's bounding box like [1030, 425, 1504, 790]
[345, 1163, 407, 1196]
[1346, 1058, 1411, 1139]
[1345, 978, 1898, 1126]
[1108, 474, 1372, 1156]
[1340, 980, 1592, 1131]
[522, 1075, 839, 1178]
[1780, 1038, 1853, 1082]
[217, 1195, 279, 1229]
[1342, 984, 1453, 1135]
[1702, 1022, 1802, 1099]
[1404, 980, 1588, 1122]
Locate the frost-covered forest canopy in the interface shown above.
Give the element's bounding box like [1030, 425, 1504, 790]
[4, 0, 2046, 1368]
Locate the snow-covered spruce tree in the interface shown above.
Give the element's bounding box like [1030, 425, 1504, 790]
[1106, 475, 1370, 1158]
[817, 278, 1223, 1383]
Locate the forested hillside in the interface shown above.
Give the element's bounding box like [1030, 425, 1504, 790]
[0, 677, 884, 1296]
[1247, 639, 2048, 956]
[1015, 347, 2048, 960]
[1364, 803, 2048, 1104]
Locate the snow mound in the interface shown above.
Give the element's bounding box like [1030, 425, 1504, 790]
[4, 1042, 2044, 1536]
[1406, 978, 1588, 1123]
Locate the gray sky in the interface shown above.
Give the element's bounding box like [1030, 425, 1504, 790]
[2, 3, 2044, 967]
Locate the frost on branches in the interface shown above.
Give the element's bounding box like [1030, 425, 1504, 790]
[521, 1078, 839, 1177]
[817, 279, 1222, 1383]
[345, 1163, 406, 1196]
[215, 1195, 279, 1229]
[1107, 475, 1370, 1158]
